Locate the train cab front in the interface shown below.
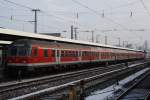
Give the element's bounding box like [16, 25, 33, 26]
[6, 41, 31, 76]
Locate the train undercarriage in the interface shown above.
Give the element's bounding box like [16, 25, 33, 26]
[4, 58, 143, 77]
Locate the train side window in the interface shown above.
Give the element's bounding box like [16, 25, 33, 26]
[97, 52, 99, 57]
[82, 51, 84, 56]
[44, 49, 48, 57]
[84, 51, 86, 56]
[61, 51, 67, 57]
[90, 52, 92, 56]
[67, 51, 70, 57]
[83, 51, 85, 56]
[73, 51, 74, 57]
[71, 51, 73, 57]
[64, 51, 67, 57]
[74, 51, 75, 57]
[74, 51, 76, 57]
[72, 51, 74, 57]
[33, 48, 38, 57]
[61, 51, 64, 57]
[65, 51, 70, 57]
[52, 50, 55, 57]
[86, 52, 88, 56]
[75, 51, 77, 57]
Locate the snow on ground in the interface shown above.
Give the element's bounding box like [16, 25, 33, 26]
[86, 68, 150, 100]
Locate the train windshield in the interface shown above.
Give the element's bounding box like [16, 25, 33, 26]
[18, 48, 28, 56]
[9, 47, 29, 56]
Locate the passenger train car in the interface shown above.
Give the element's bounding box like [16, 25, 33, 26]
[6, 39, 144, 74]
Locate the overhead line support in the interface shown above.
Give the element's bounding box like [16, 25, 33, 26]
[32, 9, 40, 33]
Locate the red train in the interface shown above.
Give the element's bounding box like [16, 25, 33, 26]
[6, 39, 144, 74]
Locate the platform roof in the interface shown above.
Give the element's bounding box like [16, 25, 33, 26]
[0, 40, 12, 45]
[0, 28, 143, 52]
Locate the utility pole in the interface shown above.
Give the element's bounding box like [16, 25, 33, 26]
[123, 41, 125, 47]
[105, 35, 108, 45]
[74, 27, 78, 40]
[123, 41, 128, 47]
[102, 10, 104, 18]
[32, 9, 40, 33]
[96, 34, 100, 43]
[91, 30, 94, 42]
[71, 25, 74, 39]
[144, 40, 148, 51]
[118, 37, 120, 47]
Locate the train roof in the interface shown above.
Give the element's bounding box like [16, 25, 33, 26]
[0, 28, 143, 52]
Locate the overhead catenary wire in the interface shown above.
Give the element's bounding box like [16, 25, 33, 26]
[3, 0, 133, 32]
[139, 0, 150, 17]
[2, 0, 121, 41]
[46, 0, 140, 14]
[2, 0, 139, 33]
[107, 0, 141, 12]
[72, 0, 148, 34]
[2, 0, 140, 45]
[3, 0, 76, 31]
[1, 0, 145, 17]
[3, 0, 93, 30]
[3, 0, 75, 24]
[3, 0, 32, 10]
[0, 15, 32, 23]
[0, 0, 29, 11]
[71, 0, 128, 30]
[0, 15, 64, 32]
[45, 0, 129, 32]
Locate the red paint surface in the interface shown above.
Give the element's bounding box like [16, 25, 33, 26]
[7, 44, 145, 66]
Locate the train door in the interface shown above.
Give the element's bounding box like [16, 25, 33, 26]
[78, 51, 81, 62]
[55, 49, 60, 64]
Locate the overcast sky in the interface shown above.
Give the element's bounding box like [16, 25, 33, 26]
[0, 0, 150, 48]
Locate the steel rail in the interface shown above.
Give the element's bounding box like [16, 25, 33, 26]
[0, 63, 124, 94]
[10, 67, 129, 100]
[9, 62, 147, 100]
[145, 91, 150, 100]
[0, 61, 148, 100]
[115, 68, 150, 100]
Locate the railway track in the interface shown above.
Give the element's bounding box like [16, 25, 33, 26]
[0, 62, 148, 99]
[115, 67, 150, 100]
[0, 63, 127, 99]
